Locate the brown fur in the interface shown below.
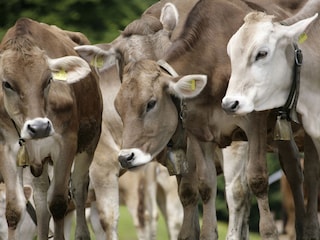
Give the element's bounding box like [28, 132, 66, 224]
[122, 15, 163, 37]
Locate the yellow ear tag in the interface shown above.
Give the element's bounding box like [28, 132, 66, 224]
[191, 79, 196, 91]
[53, 69, 67, 81]
[298, 33, 308, 44]
[90, 56, 105, 68]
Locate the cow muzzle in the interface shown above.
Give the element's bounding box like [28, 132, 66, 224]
[221, 97, 240, 113]
[118, 148, 152, 169]
[221, 96, 254, 115]
[21, 117, 55, 139]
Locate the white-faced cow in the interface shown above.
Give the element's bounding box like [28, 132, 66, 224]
[84, 1, 313, 239]
[222, 1, 320, 238]
[0, 18, 102, 239]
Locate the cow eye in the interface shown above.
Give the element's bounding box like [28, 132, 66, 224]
[146, 100, 156, 112]
[46, 77, 52, 87]
[2, 81, 14, 91]
[255, 50, 268, 61]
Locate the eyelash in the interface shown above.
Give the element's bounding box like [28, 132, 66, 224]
[146, 100, 156, 112]
[255, 50, 268, 61]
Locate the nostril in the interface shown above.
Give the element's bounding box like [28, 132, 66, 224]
[27, 124, 36, 134]
[118, 152, 135, 169]
[231, 100, 239, 110]
[222, 99, 240, 113]
[46, 121, 51, 131]
[127, 152, 134, 161]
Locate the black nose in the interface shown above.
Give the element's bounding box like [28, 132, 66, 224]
[222, 100, 239, 113]
[27, 120, 52, 139]
[118, 152, 135, 169]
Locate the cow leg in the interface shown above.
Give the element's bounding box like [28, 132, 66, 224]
[195, 140, 218, 240]
[244, 111, 278, 240]
[223, 141, 251, 240]
[303, 134, 320, 239]
[156, 163, 183, 240]
[47, 144, 76, 240]
[120, 164, 158, 240]
[0, 183, 8, 240]
[32, 163, 51, 240]
[276, 138, 304, 240]
[143, 162, 159, 240]
[121, 170, 146, 240]
[185, 135, 218, 240]
[89, 158, 119, 240]
[280, 175, 296, 238]
[71, 151, 92, 240]
[177, 137, 201, 240]
[88, 201, 106, 240]
[0, 145, 26, 240]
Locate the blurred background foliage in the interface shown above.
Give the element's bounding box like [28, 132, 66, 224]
[0, 0, 158, 43]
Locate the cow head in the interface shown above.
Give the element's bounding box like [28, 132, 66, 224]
[114, 59, 207, 169]
[222, 12, 317, 115]
[74, 3, 179, 79]
[0, 44, 90, 140]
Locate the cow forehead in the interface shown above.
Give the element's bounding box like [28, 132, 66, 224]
[116, 60, 168, 109]
[122, 60, 162, 88]
[1, 36, 47, 66]
[241, 12, 275, 36]
[0, 48, 48, 82]
[229, 13, 275, 57]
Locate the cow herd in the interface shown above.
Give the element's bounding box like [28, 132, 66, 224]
[0, 0, 319, 239]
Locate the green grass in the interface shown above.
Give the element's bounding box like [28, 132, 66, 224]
[70, 206, 261, 239]
[117, 206, 261, 240]
[117, 206, 167, 240]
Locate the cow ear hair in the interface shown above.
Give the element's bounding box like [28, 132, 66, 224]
[168, 74, 207, 99]
[47, 56, 91, 84]
[282, 13, 318, 41]
[160, 3, 179, 32]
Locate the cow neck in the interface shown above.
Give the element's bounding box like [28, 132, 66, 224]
[157, 59, 187, 127]
[277, 43, 302, 123]
[157, 60, 187, 145]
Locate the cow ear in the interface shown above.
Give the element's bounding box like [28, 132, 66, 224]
[168, 74, 207, 99]
[74, 45, 118, 73]
[282, 13, 318, 41]
[47, 56, 91, 84]
[160, 3, 179, 32]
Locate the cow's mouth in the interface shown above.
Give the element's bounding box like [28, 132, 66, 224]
[118, 148, 152, 169]
[118, 152, 135, 169]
